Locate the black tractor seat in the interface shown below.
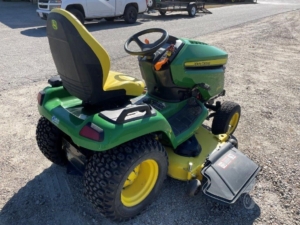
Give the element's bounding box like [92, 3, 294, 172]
[47, 9, 145, 105]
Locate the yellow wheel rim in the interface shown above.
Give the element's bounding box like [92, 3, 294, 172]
[227, 112, 240, 135]
[121, 159, 159, 207]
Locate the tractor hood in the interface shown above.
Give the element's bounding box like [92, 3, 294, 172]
[170, 38, 228, 101]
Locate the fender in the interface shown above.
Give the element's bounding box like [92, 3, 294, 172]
[38, 86, 174, 151]
[38, 85, 207, 151]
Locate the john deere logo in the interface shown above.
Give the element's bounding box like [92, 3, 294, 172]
[52, 20, 58, 30]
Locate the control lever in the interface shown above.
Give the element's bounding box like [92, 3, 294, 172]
[154, 44, 175, 71]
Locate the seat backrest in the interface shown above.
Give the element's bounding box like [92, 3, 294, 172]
[47, 9, 111, 105]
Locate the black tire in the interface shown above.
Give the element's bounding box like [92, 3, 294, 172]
[105, 17, 115, 22]
[211, 101, 241, 135]
[36, 117, 67, 166]
[68, 8, 85, 24]
[242, 193, 256, 209]
[159, 10, 166, 16]
[124, 5, 138, 24]
[84, 135, 168, 222]
[187, 4, 197, 17]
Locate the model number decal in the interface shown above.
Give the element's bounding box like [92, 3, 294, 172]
[195, 62, 210, 66]
[185, 58, 227, 67]
[217, 152, 236, 169]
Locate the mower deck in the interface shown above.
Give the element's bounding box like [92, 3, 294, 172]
[166, 125, 222, 181]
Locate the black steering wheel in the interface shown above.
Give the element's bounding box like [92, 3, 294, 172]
[124, 28, 169, 56]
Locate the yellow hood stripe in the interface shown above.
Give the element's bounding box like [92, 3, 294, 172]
[185, 58, 227, 67]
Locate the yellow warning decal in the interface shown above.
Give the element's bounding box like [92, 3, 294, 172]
[185, 58, 227, 67]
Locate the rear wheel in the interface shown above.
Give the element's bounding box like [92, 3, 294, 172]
[68, 8, 85, 24]
[211, 101, 241, 135]
[124, 5, 138, 24]
[36, 117, 67, 166]
[188, 4, 197, 17]
[84, 135, 168, 221]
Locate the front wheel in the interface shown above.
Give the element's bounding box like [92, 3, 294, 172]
[211, 101, 241, 135]
[124, 5, 138, 24]
[84, 135, 168, 221]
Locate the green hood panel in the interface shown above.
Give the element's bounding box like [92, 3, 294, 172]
[170, 38, 228, 100]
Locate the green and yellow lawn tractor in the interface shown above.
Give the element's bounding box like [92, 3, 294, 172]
[36, 8, 260, 221]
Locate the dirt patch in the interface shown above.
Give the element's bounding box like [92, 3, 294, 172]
[0, 9, 300, 225]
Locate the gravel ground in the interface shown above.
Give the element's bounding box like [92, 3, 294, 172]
[0, 9, 300, 225]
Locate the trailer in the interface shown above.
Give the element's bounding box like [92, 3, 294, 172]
[146, 0, 212, 17]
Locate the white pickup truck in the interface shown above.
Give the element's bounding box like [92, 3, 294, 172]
[36, 0, 148, 24]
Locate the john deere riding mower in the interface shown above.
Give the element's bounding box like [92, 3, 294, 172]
[36, 9, 260, 221]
